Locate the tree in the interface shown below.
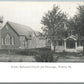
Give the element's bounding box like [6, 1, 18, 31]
[73, 5, 84, 54]
[41, 5, 67, 52]
[66, 18, 77, 36]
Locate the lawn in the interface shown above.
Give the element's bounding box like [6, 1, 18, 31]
[53, 52, 84, 62]
[0, 54, 36, 62]
[0, 49, 84, 62]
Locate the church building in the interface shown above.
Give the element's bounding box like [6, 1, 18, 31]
[1, 21, 47, 49]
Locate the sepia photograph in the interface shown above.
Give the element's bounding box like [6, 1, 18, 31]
[0, 0, 84, 83]
[0, 1, 84, 62]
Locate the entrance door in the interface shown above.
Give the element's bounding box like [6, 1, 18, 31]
[66, 39, 75, 49]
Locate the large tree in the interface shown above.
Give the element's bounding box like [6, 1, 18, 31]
[71, 5, 84, 54]
[41, 5, 67, 52]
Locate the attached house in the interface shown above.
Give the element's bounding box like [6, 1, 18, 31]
[51, 35, 83, 52]
[1, 21, 47, 49]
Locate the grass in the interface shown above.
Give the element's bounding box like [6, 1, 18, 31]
[0, 48, 84, 62]
[0, 52, 84, 62]
[0, 48, 51, 62]
[53, 52, 84, 62]
[0, 54, 36, 62]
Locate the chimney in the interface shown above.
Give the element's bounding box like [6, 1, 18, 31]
[0, 16, 3, 29]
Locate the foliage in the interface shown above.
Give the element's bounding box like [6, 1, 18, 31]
[35, 50, 53, 62]
[69, 5, 84, 37]
[41, 5, 67, 52]
[68, 5, 84, 54]
[74, 5, 84, 54]
[67, 18, 76, 36]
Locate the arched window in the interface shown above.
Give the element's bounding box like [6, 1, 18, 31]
[11, 37, 15, 45]
[5, 34, 11, 45]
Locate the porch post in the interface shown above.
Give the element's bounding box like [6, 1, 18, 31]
[64, 39, 66, 51]
[75, 40, 77, 50]
[51, 42, 54, 51]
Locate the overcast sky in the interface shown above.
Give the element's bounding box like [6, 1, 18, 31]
[0, 1, 83, 31]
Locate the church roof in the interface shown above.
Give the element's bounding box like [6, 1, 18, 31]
[7, 21, 34, 39]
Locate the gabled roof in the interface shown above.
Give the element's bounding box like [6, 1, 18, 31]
[64, 35, 78, 40]
[7, 21, 34, 39]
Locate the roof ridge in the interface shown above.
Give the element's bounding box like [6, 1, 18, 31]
[6, 21, 34, 39]
[7, 21, 34, 31]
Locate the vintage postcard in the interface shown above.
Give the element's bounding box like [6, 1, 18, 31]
[0, 1, 84, 62]
[0, 1, 83, 62]
[0, 0, 84, 83]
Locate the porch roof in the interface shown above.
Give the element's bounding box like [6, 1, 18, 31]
[64, 35, 78, 41]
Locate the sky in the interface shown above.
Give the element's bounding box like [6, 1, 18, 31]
[0, 1, 83, 31]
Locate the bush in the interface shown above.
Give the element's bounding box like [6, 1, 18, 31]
[35, 51, 53, 62]
[0, 48, 51, 56]
[0, 49, 38, 56]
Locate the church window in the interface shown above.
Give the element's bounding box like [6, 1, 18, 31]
[5, 34, 11, 45]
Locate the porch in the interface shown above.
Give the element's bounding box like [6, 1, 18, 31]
[51, 35, 83, 52]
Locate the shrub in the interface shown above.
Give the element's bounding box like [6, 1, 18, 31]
[0, 48, 51, 56]
[35, 51, 53, 62]
[8, 59, 12, 62]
